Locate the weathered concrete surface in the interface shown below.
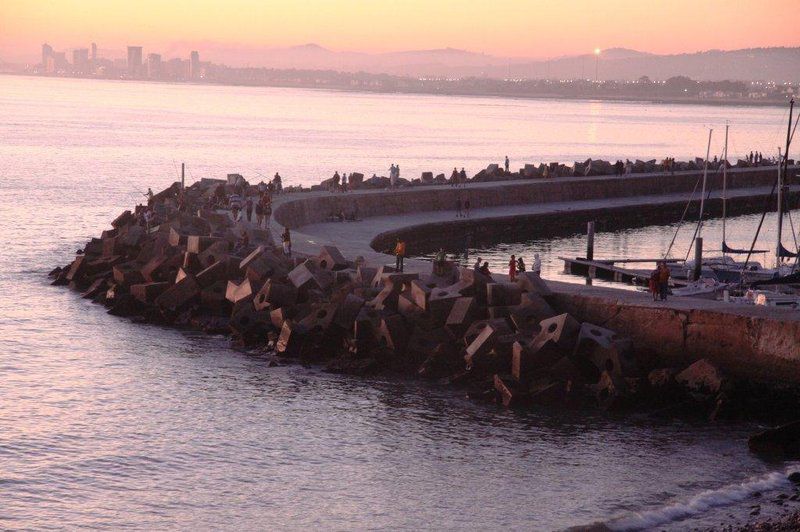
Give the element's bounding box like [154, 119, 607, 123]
[549, 282, 800, 384]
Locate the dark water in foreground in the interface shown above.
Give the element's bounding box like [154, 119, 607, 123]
[2, 75, 799, 530]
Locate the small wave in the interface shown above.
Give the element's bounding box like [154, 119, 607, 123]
[607, 466, 799, 531]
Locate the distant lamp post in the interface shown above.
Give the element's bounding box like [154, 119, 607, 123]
[594, 48, 601, 82]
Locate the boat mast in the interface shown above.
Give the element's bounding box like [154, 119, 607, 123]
[777, 146, 783, 265]
[698, 128, 713, 239]
[777, 97, 795, 265]
[722, 124, 729, 253]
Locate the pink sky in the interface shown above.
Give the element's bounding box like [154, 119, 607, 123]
[1, 0, 799, 64]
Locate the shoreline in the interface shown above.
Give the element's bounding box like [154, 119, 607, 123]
[1, 71, 791, 109]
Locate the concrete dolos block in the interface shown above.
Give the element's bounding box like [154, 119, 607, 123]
[225, 278, 256, 304]
[253, 279, 297, 311]
[155, 275, 201, 312]
[517, 272, 553, 297]
[511, 313, 580, 381]
[486, 282, 522, 307]
[573, 322, 636, 379]
[316, 246, 348, 271]
[130, 281, 170, 304]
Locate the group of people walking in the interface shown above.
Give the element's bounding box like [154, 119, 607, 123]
[389, 164, 401, 188]
[449, 167, 468, 187]
[329, 171, 354, 193]
[455, 196, 471, 218]
[648, 261, 671, 301]
[228, 189, 273, 228]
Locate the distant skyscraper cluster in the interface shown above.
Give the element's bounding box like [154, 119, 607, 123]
[38, 42, 203, 81]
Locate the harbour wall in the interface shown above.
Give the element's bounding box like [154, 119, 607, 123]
[274, 166, 793, 231]
[549, 285, 800, 385]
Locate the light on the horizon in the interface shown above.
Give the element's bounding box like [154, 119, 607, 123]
[594, 48, 601, 55]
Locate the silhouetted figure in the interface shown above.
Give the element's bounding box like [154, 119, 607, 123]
[281, 227, 291, 256]
[394, 238, 406, 272]
[508, 254, 517, 281]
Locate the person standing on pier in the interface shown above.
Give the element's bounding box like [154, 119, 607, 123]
[657, 261, 671, 301]
[341, 172, 348, 193]
[459, 168, 467, 187]
[455, 196, 462, 218]
[255, 199, 264, 228]
[508, 254, 517, 281]
[473, 257, 482, 272]
[624, 159, 633, 175]
[273, 173, 283, 194]
[517, 256, 526, 273]
[648, 268, 659, 301]
[532, 253, 542, 275]
[389, 164, 396, 188]
[394, 238, 406, 272]
[479, 261, 493, 281]
[505, 156, 510, 173]
[450, 167, 459, 187]
[464, 197, 471, 217]
[281, 227, 292, 256]
[245, 196, 254, 222]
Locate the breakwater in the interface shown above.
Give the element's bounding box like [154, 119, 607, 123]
[51, 166, 800, 423]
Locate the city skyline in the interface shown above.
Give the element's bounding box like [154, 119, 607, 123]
[2, 0, 799, 66]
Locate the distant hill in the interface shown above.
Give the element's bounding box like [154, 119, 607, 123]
[248, 45, 799, 82]
[506, 47, 800, 83]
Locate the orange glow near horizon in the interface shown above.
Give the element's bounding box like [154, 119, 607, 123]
[1, 0, 799, 64]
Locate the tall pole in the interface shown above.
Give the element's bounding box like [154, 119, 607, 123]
[722, 124, 729, 251]
[181, 162, 185, 191]
[698, 129, 713, 240]
[777, 97, 794, 265]
[777, 147, 783, 265]
[586, 221, 595, 261]
[694, 237, 703, 281]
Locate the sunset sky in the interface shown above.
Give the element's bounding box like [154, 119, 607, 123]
[1, 0, 799, 64]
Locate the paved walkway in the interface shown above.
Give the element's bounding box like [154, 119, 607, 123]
[272, 184, 793, 260]
[256, 174, 800, 322]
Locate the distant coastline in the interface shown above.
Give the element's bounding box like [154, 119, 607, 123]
[1, 71, 791, 109]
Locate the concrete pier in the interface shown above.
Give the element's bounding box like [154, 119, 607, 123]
[270, 166, 800, 384]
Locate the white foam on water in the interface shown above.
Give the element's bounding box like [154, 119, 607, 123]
[606, 466, 800, 531]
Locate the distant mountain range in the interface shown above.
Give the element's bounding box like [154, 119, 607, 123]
[239, 45, 799, 82]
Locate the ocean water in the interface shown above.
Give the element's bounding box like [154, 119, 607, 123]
[0, 74, 796, 530]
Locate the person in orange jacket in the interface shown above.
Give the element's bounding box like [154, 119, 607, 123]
[394, 238, 406, 272]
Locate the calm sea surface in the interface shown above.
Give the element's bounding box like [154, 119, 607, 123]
[1, 75, 797, 530]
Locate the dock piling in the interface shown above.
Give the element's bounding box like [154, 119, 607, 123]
[586, 221, 595, 261]
[693, 237, 703, 281]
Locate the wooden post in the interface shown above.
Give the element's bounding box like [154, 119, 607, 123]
[693, 237, 703, 281]
[586, 221, 595, 261]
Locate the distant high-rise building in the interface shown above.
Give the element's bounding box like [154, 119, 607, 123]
[146, 53, 162, 79]
[165, 58, 189, 80]
[190, 51, 200, 79]
[91, 42, 97, 62]
[127, 46, 143, 78]
[52, 51, 68, 72]
[42, 43, 53, 71]
[73, 48, 89, 74]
